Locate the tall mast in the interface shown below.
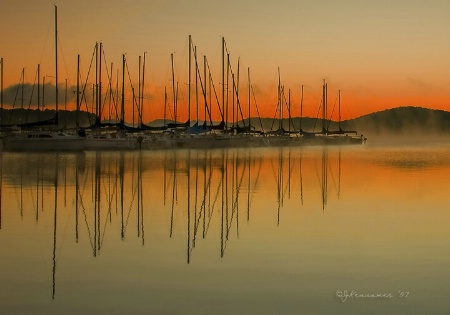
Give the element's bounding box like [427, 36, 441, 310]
[300, 85, 304, 134]
[194, 46, 198, 123]
[138, 55, 141, 126]
[338, 89, 341, 130]
[43, 76, 45, 111]
[203, 55, 207, 124]
[0, 57, 3, 113]
[188, 35, 191, 125]
[222, 37, 225, 131]
[141, 52, 146, 127]
[121, 54, 125, 125]
[109, 62, 113, 122]
[325, 82, 328, 133]
[322, 80, 325, 133]
[98, 42, 102, 123]
[21, 68, 24, 108]
[164, 86, 167, 126]
[37, 64, 40, 120]
[54, 5, 58, 115]
[95, 42, 99, 121]
[226, 52, 230, 131]
[76, 55, 80, 130]
[278, 67, 281, 131]
[288, 89, 291, 134]
[248, 67, 250, 129]
[64, 79, 67, 111]
[236, 58, 240, 128]
[171, 53, 176, 123]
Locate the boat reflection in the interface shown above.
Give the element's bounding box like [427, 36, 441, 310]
[0, 146, 346, 298]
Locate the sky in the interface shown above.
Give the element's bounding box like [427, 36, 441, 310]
[1, 0, 450, 122]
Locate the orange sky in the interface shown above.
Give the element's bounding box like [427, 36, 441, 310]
[1, 0, 450, 123]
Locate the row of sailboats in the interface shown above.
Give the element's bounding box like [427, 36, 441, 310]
[0, 7, 366, 152]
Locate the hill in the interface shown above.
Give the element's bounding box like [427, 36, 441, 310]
[341, 106, 450, 136]
[2, 106, 450, 137]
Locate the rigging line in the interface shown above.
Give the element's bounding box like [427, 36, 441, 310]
[269, 103, 279, 132]
[80, 44, 96, 116]
[312, 96, 322, 133]
[123, 175, 139, 235]
[327, 92, 339, 130]
[282, 158, 296, 201]
[57, 34, 72, 87]
[249, 156, 263, 207]
[125, 60, 142, 124]
[225, 59, 247, 127]
[203, 162, 216, 237]
[328, 155, 338, 195]
[230, 67, 246, 127]
[8, 70, 23, 124]
[24, 68, 39, 123]
[193, 52, 213, 124]
[100, 47, 118, 121]
[205, 58, 224, 121]
[38, 17, 53, 65]
[251, 84, 265, 133]
[77, 192, 95, 252]
[281, 88, 296, 132]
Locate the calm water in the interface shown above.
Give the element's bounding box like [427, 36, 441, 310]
[1, 143, 449, 314]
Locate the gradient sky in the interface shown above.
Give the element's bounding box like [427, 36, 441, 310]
[1, 0, 450, 121]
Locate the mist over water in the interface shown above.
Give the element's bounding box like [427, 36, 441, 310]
[0, 144, 449, 314]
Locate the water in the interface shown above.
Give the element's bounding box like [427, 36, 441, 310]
[1, 144, 449, 314]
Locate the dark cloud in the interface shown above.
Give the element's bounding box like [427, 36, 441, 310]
[1, 82, 79, 107]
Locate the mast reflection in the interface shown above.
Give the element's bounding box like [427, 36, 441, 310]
[1, 147, 349, 298]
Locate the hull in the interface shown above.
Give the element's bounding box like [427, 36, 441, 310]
[84, 138, 138, 150]
[2, 133, 86, 152]
[140, 133, 365, 150]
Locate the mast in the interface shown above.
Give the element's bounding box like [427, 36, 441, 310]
[222, 37, 225, 132]
[138, 55, 141, 127]
[171, 53, 176, 124]
[76, 55, 80, 130]
[188, 35, 191, 125]
[288, 89, 291, 134]
[43, 76, 45, 111]
[37, 64, 40, 121]
[278, 68, 281, 131]
[109, 62, 113, 122]
[164, 86, 167, 126]
[338, 89, 341, 130]
[141, 52, 146, 127]
[0, 57, 3, 113]
[322, 80, 325, 133]
[99, 42, 102, 123]
[248, 67, 250, 129]
[37, 64, 41, 121]
[203, 55, 207, 125]
[236, 58, 240, 128]
[300, 85, 303, 134]
[95, 42, 99, 122]
[64, 79, 67, 111]
[325, 82, 328, 133]
[21, 68, 24, 108]
[54, 5, 58, 116]
[226, 52, 230, 131]
[194, 45, 198, 123]
[121, 54, 125, 126]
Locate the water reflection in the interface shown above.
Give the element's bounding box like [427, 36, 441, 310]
[1, 148, 345, 294]
[1, 146, 450, 314]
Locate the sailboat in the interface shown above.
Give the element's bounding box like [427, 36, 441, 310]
[2, 6, 86, 152]
[82, 46, 139, 150]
